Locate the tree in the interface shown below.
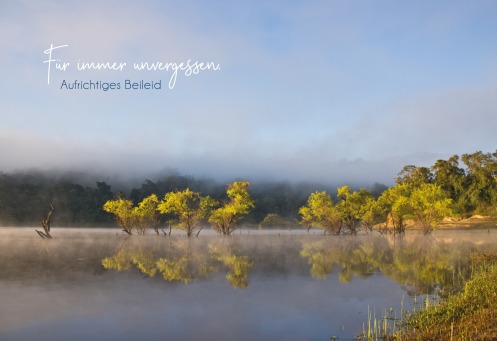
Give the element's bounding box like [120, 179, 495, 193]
[103, 196, 135, 235]
[377, 184, 413, 234]
[358, 196, 381, 232]
[431, 155, 469, 216]
[258, 213, 292, 229]
[299, 191, 342, 234]
[336, 186, 374, 234]
[461, 150, 497, 213]
[208, 181, 254, 235]
[410, 183, 453, 234]
[157, 189, 216, 237]
[134, 194, 161, 235]
[395, 165, 433, 187]
[370, 182, 389, 198]
[35, 203, 55, 239]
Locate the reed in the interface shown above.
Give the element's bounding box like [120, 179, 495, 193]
[359, 252, 497, 340]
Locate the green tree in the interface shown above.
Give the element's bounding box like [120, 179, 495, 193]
[359, 196, 381, 232]
[461, 150, 497, 213]
[258, 213, 292, 229]
[208, 181, 254, 235]
[377, 184, 413, 234]
[157, 189, 216, 237]
[410, 183, 453, 234]
[432, 155, 469, 216]
[336, 186, 374, 234]
[395, 165, 433, 187]
[103, 196, 135, 235]
[133, 194, 161, 235]
[299, 191, 342, 234]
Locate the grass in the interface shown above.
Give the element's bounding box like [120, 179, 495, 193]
[395, 252, 497, 340]
[359, 252, 497, 340]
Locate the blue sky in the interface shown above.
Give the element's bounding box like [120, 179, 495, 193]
[1, 1, 496, 185]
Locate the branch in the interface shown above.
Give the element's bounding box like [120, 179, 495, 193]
[36, 203, 55, 239]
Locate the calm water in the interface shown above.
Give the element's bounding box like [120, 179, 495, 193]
[1, 228, 496, 340]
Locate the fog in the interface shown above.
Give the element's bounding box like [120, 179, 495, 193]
[0, 129, 446, 187]
[2, 1, 497, 187]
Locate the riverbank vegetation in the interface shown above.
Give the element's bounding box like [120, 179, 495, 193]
[398, 258, 497, 340]
[367, 252, 497, 340]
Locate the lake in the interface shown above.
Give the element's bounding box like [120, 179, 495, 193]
[1, 228, 496, 340]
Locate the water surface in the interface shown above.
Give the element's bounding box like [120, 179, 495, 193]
[1, 228, 496, 340]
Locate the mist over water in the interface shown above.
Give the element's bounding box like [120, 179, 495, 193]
[1, 228, 497, 340]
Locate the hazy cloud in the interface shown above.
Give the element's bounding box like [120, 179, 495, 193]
[1, 0, 496, 185]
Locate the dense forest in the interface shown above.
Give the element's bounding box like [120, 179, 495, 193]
[0, 150, 495, 229]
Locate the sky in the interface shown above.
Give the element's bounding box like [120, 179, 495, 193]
[1, 0, 496, 185]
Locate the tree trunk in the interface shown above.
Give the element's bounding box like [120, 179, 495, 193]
[36, 203, 54, 239]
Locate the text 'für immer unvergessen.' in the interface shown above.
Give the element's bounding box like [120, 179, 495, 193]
[43, 44, 221, 90]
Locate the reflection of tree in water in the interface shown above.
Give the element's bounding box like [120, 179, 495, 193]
[101, 238, 158, 277]
[300, 236, 476, 295]
[102, 238, 212, 283]
[300, 237, 379, 282]
[155, 239, 213, 284]
[209, 241, 253, 288]
[389, 238, 459, 295]
[101, 238, 252, 288]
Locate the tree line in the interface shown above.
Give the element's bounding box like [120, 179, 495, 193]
[0, 150, 495, 233]
[0, 172, 331, 226]
[103, 181, 254, 236]
[300, 150, 497, 235]
[102, 150, 497, 236]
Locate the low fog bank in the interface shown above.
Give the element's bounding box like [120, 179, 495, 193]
[0, 167, 391, 197]
[0, 129, 451, 187]
[0, 168, 389, 227]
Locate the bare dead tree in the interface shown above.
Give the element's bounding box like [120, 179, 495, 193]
[161, 221, 173, 237]
[36, 203, 55, 239]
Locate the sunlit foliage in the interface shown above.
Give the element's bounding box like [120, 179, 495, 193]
[299, 191, 342, 234]
[103, 196, 135, 235]
[377, 184, 413, 234]
[157, 189, 216, 237]
[208, 181, 254, 235]
[300, 188, 378, 234]
[103, 194, 161, 235]
[336, 186, 375, 234]
[133, 194, 160, 235]
[410, 184, 453, 234]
